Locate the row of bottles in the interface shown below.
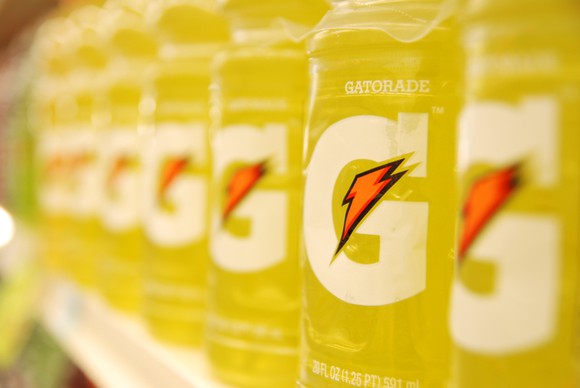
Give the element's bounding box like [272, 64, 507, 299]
[26, 0, 580, 387]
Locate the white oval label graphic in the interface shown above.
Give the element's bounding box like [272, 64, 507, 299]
[303, 114, 429, 306]
[100, 128, 140, 232]
[142, 123, 207, 247]
[210, 123, 289, 273]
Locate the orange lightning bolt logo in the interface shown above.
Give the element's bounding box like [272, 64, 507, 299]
[45, 155, 65, 178]
[223, 161, 267, 221]
[335, 157, 409, 256]
[158, 157, 189, 200]
[459, 164, 521, 262]
[70, 152, 93, 170]
[107, 156, 132, 193]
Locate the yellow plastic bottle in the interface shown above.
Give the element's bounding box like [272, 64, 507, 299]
[63, 4, 108, 287]
[449, 0, 580, 387]
[31, 17, 74, 273]
[44, 19, 82, 280]
[98, 0, 156, 311]
[300, 1, 459, 387]
[206, 0, 327, 386]
[140, 0, 228, 345]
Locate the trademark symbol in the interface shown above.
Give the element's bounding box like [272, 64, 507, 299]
[431, 106, 445, 114]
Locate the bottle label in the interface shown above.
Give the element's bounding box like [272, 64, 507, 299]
[303, 114, 429, 306]
[450, 96, 560, 354]
[38, 131, 69, 214]
[68, 128, 100, 218]
[211, 123, 289, 273]
[100, 128, 140, 232]
[142, 123, 207, 247]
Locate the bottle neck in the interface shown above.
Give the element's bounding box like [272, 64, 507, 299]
[158, 42, 223, 61]
[231, 23, 291, 45]
[310, 0, 455, 44]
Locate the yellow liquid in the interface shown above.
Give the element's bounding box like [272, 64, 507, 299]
[39, 214, 67, 271]
[32, 17, 76, 276]
[207, 42, 308, 387]
[142, 74, 212, 344]
[36, 125, 69, 273]
[300, 8, 459, 388]
[141, 3, 228, 345]
[36, 94, 75, 273]
[450, 2, 580, 387]
[99, 79, 145, 312]
[98, 7, 156, 312]
[144, 58, 223, 345]
[66, 90, 102, 288]
[64, 7, 108, 288]
[66, 218, 100, 287]
[50, 95, 79, 284]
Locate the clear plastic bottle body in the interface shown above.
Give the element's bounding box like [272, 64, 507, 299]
[141, 54, 217, 345]
[66, 11, 108, 287]
[449, 2, 580, 387]
[98, 4, 157, 312]
[99, 72, 145, 311]
[206, 40, 308, 387]
[35, 89, 69, 273]
[32, 18, 77, 276]
[66, 84, 102, 287]
[299, 5, 460, 387]
[140, 0, 229, 346]
[51, 85, 79, 284]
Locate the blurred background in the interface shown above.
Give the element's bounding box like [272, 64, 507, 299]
[0, 1, 98, 387]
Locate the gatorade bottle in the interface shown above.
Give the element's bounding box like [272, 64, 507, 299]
[64, 4, 108, 287]
[99, 0, 156, 311]
[449, 1, 580, 387]
[140, 0, 228, 345]
[206, 0, 327, 386]
[31, 17, 73, 272]
[45, 20, 80, 280]
[300, 1, 459, 387]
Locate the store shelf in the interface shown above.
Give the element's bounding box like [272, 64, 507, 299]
[40, 278, 228, 388]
